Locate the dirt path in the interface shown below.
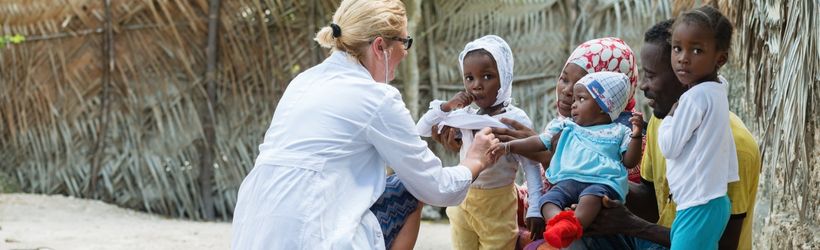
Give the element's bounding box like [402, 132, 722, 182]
[0, 193, 451, 250]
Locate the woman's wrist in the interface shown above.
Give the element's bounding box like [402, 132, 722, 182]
[459, 157, 484, 180]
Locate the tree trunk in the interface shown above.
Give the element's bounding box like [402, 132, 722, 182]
[423, 1, 439, 101]
[401, 0, 421, 119]
[198, 0, 221, 220]
[87, 0, 114, 199]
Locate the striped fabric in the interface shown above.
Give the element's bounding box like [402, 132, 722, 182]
[370, 175, 419, 248]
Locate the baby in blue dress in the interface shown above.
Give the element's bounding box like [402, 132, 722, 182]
[490, 71, 644, 248]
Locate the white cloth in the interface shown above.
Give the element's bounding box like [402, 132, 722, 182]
[435, 109, 507, 134]
[458, 35, 514, 106]
[231, 51, 475, 250]
[658, 77, 739, 211]
[416, 101, 545, 218]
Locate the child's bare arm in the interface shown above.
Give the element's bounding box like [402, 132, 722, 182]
[622, 113, 644, 168]
[488, 135, 550, 166]
[507, 135, 549, 155]
[488, 134, 545, 156]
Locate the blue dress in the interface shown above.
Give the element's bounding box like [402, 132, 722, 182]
[539, 118, 632, 200]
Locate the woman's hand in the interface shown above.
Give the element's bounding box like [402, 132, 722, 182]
[430, 124, 462, 152]
[460, 128, 500, 179]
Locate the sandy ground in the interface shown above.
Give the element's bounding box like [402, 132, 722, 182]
[0, 193, 451, 250]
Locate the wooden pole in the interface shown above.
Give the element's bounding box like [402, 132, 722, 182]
[402, 0, 422, 119]
[87, 0, 114, 199]
[198, 0, 221, 220]
[423, 1, 439, 100]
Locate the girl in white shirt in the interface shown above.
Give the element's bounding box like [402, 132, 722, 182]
[416, 35, 544, 250]
[658, 6, 739, 250]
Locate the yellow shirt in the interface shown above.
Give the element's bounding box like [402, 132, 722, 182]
[641, 112, 761, 250]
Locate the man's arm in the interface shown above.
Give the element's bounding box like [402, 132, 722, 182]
[625, 178, 659, 223]
[718, 214, 744, 250]
[585, 196, 671, 247]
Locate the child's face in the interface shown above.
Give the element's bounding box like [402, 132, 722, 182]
[556, 64, 587, 117]
[571, 84, 610, 126]
[462, 53, 501, 109]
[670, 22, 727, 86]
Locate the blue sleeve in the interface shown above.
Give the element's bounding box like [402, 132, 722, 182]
[539, 118, 566, 151]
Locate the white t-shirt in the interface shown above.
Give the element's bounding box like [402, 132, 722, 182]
[658, 78, 739, 210]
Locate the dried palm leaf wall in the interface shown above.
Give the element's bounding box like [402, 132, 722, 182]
[724, 0, 818, 248]
[0, 0, 341, 220]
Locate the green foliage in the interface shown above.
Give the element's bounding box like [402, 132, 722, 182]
[0, 34, 25, 48]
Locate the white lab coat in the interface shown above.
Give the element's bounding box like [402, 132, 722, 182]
[231, 51, 474, 249]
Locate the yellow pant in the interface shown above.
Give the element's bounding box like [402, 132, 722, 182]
[447, 184, 518, 250]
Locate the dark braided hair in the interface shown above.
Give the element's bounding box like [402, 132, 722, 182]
[644, 19, 675, 57]
[674, 5, 734, 52]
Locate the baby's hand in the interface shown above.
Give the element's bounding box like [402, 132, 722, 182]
[668, 102, 679, 117]
[629, 112, 644, 137]
[487, 142, 509, 162]
[442, 91, 475, 112]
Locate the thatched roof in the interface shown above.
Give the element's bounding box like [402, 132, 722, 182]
[1, 1, 818, 246]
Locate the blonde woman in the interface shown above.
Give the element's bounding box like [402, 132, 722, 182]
[230, 0, 500, 249]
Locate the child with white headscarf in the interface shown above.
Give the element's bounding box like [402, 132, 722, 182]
[416, 35, 544, 249]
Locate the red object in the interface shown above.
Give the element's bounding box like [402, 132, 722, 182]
[542, 211, 583, 248]
[516, 185, 528, 227]
[516, 185, 531, 250]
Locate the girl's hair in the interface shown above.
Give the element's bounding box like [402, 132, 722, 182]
[463, 49, 496, 65]
[314, 0, 406, 61]
[674, 5, 733, 52]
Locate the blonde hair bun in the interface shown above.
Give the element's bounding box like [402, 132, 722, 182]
[313, 0, 407, 60]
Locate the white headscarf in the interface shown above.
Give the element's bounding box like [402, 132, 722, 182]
[458, 35, 514, 107]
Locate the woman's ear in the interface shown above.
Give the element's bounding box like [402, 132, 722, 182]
[371, 37, 386, 59]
